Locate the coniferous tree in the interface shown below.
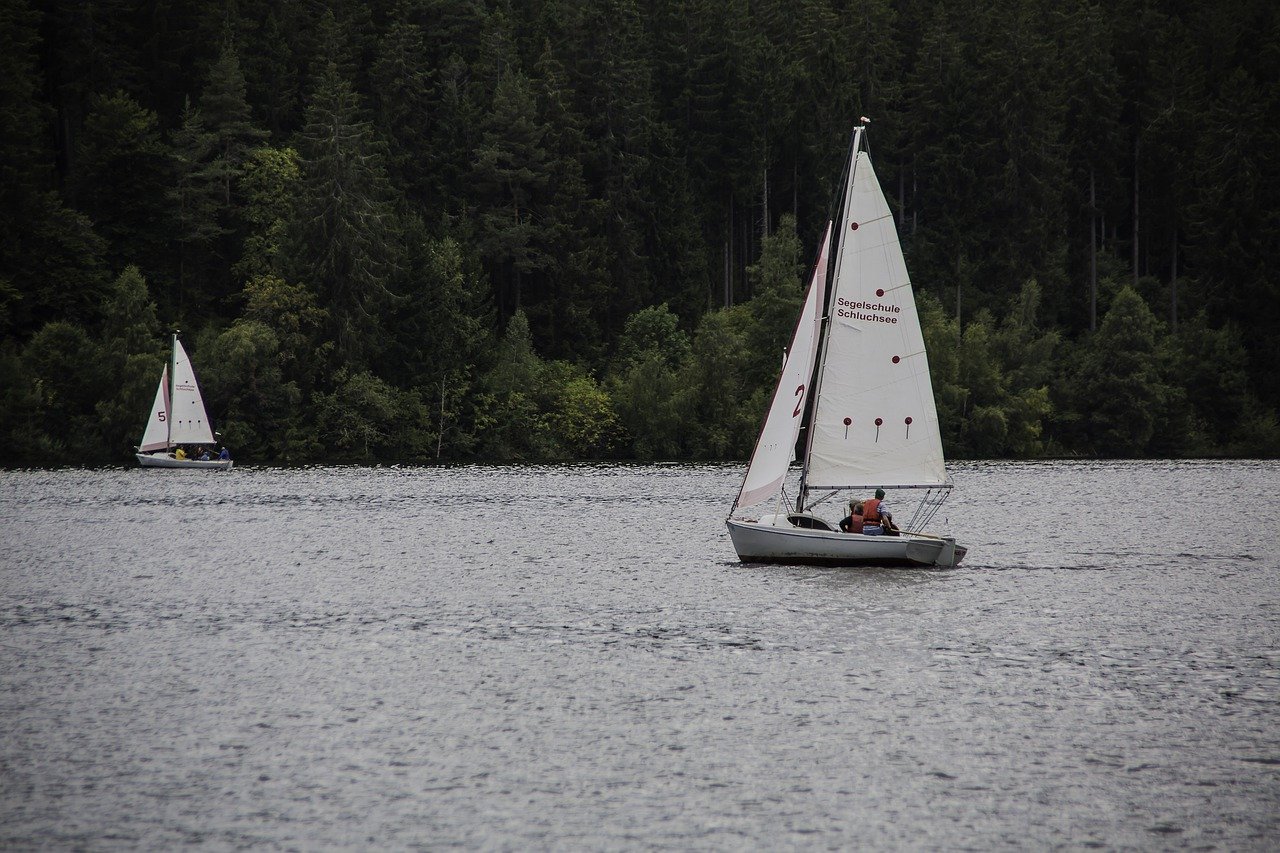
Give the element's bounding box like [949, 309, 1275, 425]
[0, 0, 1276, 462]
[471, 70, 551, 320]
[290, 53, 400, 368]
[1063, 286, 1172, 455]
[199, 42, 268, 287]
[72, 91, 171, 286]
[235, 145, 301, 283]
[0, 0, 109, 337]
[168, 98, 224, 316]
[93, 266, 163, 458]
[370, 10, 434, 208]
[609, 303, 690, 458]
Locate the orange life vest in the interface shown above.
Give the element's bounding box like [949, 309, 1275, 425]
[862, 497, 881, 523]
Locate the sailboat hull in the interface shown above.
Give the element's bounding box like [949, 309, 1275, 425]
[136, 453, 233, 470]
[726, 518, 965, 567]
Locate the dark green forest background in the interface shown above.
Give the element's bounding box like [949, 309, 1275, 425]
[2, 0, 1277, 465]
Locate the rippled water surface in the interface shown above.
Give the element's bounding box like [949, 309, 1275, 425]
[2, 461, 1278, 849]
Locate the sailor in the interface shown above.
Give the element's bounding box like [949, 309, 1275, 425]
[862, 488, 899, 535]
[839, 500, 864, 534]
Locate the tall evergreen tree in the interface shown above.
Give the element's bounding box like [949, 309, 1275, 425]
[370, 11, 434, 208]
[0, 0, 108, 337]
[471, 70, 551, 320]
[290, 54, 400, 368]
[168, 98, 224, 317]
[71, 91, 171, 285]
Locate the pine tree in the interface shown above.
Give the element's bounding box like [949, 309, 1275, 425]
[71, 91, 171, 285]
[470, 70, 552, 319]
[370, 11, 434, 207]
[167, 98, 224, 317]
[290, 54, 401, 368]
[0, 0, 108, 337]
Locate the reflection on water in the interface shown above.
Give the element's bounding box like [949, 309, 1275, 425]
[1, 461, 1278, 849]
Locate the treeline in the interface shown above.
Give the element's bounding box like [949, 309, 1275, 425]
[1, 0, 1277, 465]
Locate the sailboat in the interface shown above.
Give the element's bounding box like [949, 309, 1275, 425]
[727, 120, 965, 567]
[135, 333, 233, 470]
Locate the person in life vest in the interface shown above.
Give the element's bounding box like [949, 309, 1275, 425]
[861, 489, 898, 535]
[839, 500, 865, 534]
[174, 446, 187, 461]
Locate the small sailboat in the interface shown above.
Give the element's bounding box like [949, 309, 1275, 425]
[727, 120, 965, 566]
[135, 333, 232, 470]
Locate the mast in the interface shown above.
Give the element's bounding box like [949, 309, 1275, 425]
[168, 331, 177, 450]
[797, 120, 866, 513]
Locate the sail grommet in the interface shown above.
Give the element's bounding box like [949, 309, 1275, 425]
[850, 222, 859, 230]
[892, 356, 900, 364]
[843, 417, 852, 439]
[905, 416, 913, 439]
[876, 289, 885, 297]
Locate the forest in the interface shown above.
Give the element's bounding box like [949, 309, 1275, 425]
[1, 0, 1278, 465]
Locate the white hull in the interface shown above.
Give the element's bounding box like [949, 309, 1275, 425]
[726, 518, 965, 567]
[136, 453, 233, 471]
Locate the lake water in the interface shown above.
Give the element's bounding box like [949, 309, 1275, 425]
[1, 460, 1278, 850]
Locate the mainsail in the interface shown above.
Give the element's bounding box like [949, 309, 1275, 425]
[805, 145, 948, 489]
[736, 222, 832, 508]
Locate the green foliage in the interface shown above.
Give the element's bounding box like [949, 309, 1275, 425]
[314, 368, 431, 462]
[21, 322, 104, 460]
[168, 98, 224, 313]
[611, 352, 686, 459]
[744, 214, 804, 386]
[540, 362, 620, 459]
[1061, 287, 1173, 455]
[609, 304, 689, 458]
[388, 229, 493, 457]
[471, 70, 552, 316]
[289, 51, 401, 367]
[612, 303, 691, 373]
[678, 307, 756, 458]
[1, 0, 1277, 464]
[92, 267, 164, 457]
[72, 91, 170, 283]
[917, 282, 1056, 458]
[234, 146, 302, 282]
[470, 311, 547, 459]
[240, 273, 329, 392]
[198, 321, 285, 460]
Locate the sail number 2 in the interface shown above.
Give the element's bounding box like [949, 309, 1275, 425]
[792, 385, 805, 417]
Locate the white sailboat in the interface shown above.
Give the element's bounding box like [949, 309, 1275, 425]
[727, 120, 965, 567]
[135, 333, 232, 470]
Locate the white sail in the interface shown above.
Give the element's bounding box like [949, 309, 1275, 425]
[805, 147, 948, 489]
[168, 339, 216, 445]
[138, 366, 170, 452]
[737, 223, 832, 508]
